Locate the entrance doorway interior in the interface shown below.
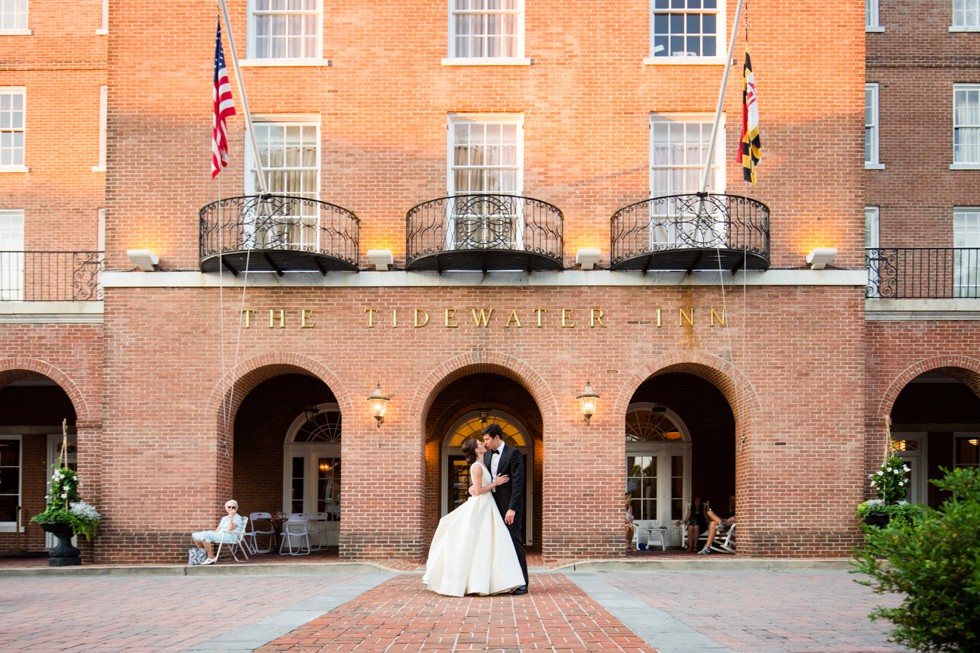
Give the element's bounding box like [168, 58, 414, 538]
[283, 403, 341, 547]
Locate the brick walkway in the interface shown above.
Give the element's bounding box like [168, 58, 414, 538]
[259, 573, 654, 652]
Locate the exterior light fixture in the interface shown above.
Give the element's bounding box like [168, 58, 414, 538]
[367, 249, 394, 271]
[479, 407, 490, 424]
[577, 380, 599, 426]
[805, 247, 837, 270]
[127, 249, 159, 271]
[575, 248, 601, 270]
[367, 383, 390, 428]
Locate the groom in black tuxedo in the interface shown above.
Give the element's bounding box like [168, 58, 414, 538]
[481, 423, 529, 594]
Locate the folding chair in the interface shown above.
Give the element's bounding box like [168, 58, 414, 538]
[279, 517, 311, 555]
[246, 512, 276, 554]
[213, 517, 249, 563]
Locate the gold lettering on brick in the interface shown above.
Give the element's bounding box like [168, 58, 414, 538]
[656, 308, 662, 327]
[445, 308, 458, 328]
[365, 308, 377, 328]
[471, 308, 494, 327]
[590, 308, 606, 328]
[241, 309, 254, 328]
[393, 308, 398, 328]
[533, 308, 546, 327]
[504, 310, 522, 328]
[561, 308, 574, 328]
[414, 308, 429, 328]
[710, 308, 725, 327]
[269, 309, 286, 329]
[679, 308, 694, 327]
[300, 309, 315, 328]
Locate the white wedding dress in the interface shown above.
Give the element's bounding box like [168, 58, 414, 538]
[422, 462, 525, 597]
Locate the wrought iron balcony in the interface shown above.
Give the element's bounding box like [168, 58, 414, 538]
[0, 251, 103, 302]
[866, 247, 980, 299]
[610, 193, 770, 272]
[199, 195, 360, 275]
[406, 194, 563, 272]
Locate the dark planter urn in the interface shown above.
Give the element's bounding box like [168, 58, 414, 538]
[39, 522, 81, 566]
[864, 512, 891, 529]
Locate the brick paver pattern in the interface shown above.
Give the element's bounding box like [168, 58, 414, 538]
[259, 573, 655, 652]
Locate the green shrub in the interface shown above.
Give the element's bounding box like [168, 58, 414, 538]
[852, 467, 980, 652]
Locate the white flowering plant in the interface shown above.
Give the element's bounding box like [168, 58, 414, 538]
[858, 455, 923, 526]
[30, 465, 101, 541]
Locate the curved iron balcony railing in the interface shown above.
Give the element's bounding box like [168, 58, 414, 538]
[0, 251, 103, 301]
[200, 195, 359, 275]
[406, 194, 564, 272]
[866, 247, 980, 299]
[610, 193, 770, 272]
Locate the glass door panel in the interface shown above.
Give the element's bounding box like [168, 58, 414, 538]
[627, 454, 658, 521]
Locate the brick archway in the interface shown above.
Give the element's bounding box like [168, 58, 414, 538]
[0, 358, 93, 426]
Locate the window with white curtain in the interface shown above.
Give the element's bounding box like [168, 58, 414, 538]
[952, 0, 980, 29]
[0, 0, 27, 32]
[245, 120, 320, 251]
[866, 206, 880, 298]
[649, 114, 725, 247]
[448, 0, 524, 60]
[649, 0, 722, 61]
[0, 88, 25, 169]
[248, 0, 322, 60]
[954, 208, 980, 298]
[866, 0, 881, 30]
[866, 84, 881, 167]
[0, 209, 24, 301]
[447, 114, 523, 248]
[954, 85, 980, 166]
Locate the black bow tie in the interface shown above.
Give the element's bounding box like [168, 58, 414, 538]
[490, 449, 499, 455]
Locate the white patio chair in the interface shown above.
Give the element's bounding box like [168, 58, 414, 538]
[279, 517, 311, 555]
[213, 516, 249, 563]
[710, 523, 736, 553]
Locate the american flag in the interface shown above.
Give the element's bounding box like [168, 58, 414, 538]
[212, 19, 236, 178]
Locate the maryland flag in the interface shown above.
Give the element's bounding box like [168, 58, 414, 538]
[739, 51, 761, 183]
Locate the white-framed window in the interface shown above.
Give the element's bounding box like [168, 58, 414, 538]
[0, 209, 24, 302]
[866, 83, 883, 168]
[0, 437, 21, 531]
[866, 0, 883, 31]
[447, 113, 523, 249]
[245, 118, 320, 251]
[245, 0, 325, 66]
[646, 0, 724, 64]
[93, 85, 106, 172]
[0, 0, 28, 34]
[952, 0, 980, 30]
[444, 0, 529, 66]
[954, 207, 980, 298]
[866, 206, 880, 297]
[97, 0, 108, 34]
[953, 85, 980, 167]
[650, 114, 725, 248]
[0, 88, 26, 171]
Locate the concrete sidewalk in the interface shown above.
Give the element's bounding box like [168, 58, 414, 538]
[0, 560, 910, 652]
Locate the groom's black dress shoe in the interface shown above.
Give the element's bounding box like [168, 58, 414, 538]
[512, 585, 528, 595]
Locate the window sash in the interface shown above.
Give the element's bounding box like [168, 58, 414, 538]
[0, 437, 21, 524]
[866, 84, 880, 165]
[250, 0, 321, 59]
[449, 0, 521, 59]
[0, 90, 25, 167]
[0, 0, 27, 31]
[954, 208, 980, 297]
[953, 0, 980, 28]
[650, 0, 720, 58]
[866, 0, 879, 29]
[954, 86, 980, 164]
[448, 118, 521, 195]
[0, 209, 24, 301]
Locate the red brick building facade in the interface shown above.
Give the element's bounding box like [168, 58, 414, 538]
[0, 0, 975, 565]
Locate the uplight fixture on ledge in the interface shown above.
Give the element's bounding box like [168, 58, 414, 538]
[367, 382, 390, 428]
[575, 248, 601, 270]
[805, 247, 837, 270]
[127, 249, 159, 271]
[577, 380, 599, 426]
[367, 249, 394, 271]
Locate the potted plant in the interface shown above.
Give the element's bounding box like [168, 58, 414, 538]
[30, 464, 100, 566]
[858, 455, 919, 528]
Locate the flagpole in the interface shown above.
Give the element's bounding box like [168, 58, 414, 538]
[700, 0, 746, 194]
[216, 0, 268, 195]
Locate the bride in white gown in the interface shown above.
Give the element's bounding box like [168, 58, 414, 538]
[423, 438, 526, 597]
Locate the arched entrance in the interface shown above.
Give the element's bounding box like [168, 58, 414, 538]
[441, 411, 533, 543]
[626, 371, 736, 548]
[889, 367, 980, 508]
[284, 403, 342, 545]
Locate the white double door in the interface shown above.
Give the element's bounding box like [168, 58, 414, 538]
[283, 443, 341, 547]
[626, 443, 691, 547]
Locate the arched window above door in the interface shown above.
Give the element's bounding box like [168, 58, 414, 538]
[290, 404, 341, 443]
[626, 404, 689, 442]
[447, 417, 526, 447]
